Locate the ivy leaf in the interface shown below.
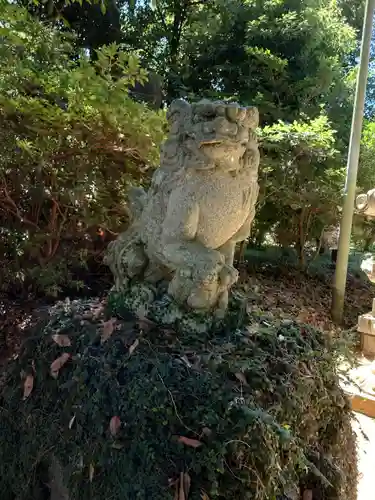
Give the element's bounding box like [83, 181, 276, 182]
[101, 318, 116, 344]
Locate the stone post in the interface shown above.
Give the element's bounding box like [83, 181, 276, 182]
[356, 189, 375, 355]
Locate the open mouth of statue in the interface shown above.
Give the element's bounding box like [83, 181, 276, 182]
[199, 139, 247, 151]
[199, 139, 223, 147]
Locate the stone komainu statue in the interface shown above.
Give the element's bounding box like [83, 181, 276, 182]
[105, 99, 260, 316]
[356, 188, 375, 217]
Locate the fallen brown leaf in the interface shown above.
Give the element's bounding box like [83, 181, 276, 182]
[109, 416, 121, 437]
[23, 374, 34, 400]
[235, 372, 249, 386]
[137, 317, 156, 332]
[101, 318, 116, 344]
[129, 338, 139, 355]
[52, 334, 71, 347]
[177, 436, 203, 448]
[50, 353, 70, 379]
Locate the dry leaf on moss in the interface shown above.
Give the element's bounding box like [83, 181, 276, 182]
[101, 318, 116, 344]
[69, 415, 76, 429]
[52, 334, 71, 347]
[50, 353, 70, 379]
[109, 416, 121, 436]
[179, 472, 185, 500]
[23, 374, 34, 400]
[89, 463, 94, 482]
[201, 427, 212, 438]
[235, 372, 249, 386]
[111, 442, 124, 450]
[174, 472, 191, 500]
[182, 472, 191, 498]
[129, 338, 139, 355]
[177, 436, 202, 448]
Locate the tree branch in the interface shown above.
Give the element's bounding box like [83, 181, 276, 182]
[155, 2, 169, 35]
[0, 179, 40, 230]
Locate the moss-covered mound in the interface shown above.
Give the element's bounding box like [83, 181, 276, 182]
[0, 293, 357, 500]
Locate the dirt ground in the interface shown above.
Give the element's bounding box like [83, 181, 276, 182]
[239, 254, 375, 334]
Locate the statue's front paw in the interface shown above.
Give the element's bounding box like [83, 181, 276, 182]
[219, 264, 239, 288]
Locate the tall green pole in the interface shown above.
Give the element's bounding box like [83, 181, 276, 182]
[331, 0, 375, 323]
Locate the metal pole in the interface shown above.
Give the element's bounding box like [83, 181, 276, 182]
[331, 0, 375, 323]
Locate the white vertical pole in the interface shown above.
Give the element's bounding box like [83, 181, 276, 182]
[332, 0, 375, 323]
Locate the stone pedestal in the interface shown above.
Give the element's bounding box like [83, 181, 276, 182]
[358, 299, 375, 356]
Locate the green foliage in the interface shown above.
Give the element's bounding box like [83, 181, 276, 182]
[21, 0, 124, 52]
[255, 115, 345, 263]
[357, 120, 375, 191]
[177, 0, 357, 130]
[351, 121, 375, 250]
[0, 4, 165, 296]
[17, 0, 367, 253]
[117, 0, 362, 253]
[63, 0, 357, 129]
[0, 296, 357, 500]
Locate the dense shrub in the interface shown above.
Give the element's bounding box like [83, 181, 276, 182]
[0, 4, 165, 296]
[0, 294, 357, 500]
[253, 116, 345, 265]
